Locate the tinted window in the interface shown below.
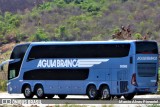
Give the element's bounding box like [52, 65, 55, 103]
[11, 44, 30, 59]
[138, 63, 156, 77]
[23, 69, 89, 80]
[28, 44, 130, 60]
[8, 61, 21, 80]
[8, 44, 30, 80]
[136, 42, 158, 54]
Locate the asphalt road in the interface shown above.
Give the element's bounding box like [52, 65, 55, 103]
[0, 93, 160, 106]
[0, 92, 160, 98]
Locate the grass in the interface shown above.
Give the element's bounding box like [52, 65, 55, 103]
[147, 104, 160, 107]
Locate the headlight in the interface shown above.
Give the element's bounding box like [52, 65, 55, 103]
[9, 87, 12, 91]
[7, 82, 11, 86]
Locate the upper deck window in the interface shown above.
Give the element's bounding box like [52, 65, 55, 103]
[11, 44, 30, 59]
[28, 44, 130, 60]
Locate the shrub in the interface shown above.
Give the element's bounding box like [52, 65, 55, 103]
[0, 80, 7, 91]
[134, 33, 142, 39]
[29, 28, 49, 41]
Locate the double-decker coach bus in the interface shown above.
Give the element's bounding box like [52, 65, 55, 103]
[2, 40, 159, 100]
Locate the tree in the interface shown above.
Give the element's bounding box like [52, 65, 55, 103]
[112, 25, 149, 40]
[29, 28, 49, 41]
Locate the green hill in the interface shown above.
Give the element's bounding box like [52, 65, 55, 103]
[0, 0, 160, 45]
[0, 0, 48, 13]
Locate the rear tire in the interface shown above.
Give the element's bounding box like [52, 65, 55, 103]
[58, 95, 67, 99]
[35, 85, 45, 99]
[87, 85, 98, 100]
[124, 94, 134, 100]
[23, 85, 33, 99]
[116, 95, 122, 99]
[96, 91, 102, 100]
[100, 86, 111, 100]
[47, 94, 55, 99]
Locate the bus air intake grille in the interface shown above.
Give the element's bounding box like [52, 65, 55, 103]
[120, 81, 128, 93]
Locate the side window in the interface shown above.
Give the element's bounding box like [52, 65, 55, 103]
[9, 69, 16, 79]
[27, 44, 130, 60]
[23, 69, 89, 80]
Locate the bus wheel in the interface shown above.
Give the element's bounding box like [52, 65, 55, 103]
[58, 95, 67, 99]
[47, 94, 55, 99]
[23, 85, 33, 98]
[35, 85, 45, 99]
[96, 92, 102, 100]
[87, 85, 98, 100]
[101, 86, 111, 100]
[124, 94, 134, 100]
[111, 95, 115, 100]
[116, 95, 122, 99]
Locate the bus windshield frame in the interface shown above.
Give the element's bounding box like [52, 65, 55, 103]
[8, 44, 30, 80]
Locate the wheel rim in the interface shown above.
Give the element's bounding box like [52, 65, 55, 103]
[37, 88, 43, 97]
[25, 87, 31, 97]
[102, 89, 109, 99]
[89, 88, 96, 98]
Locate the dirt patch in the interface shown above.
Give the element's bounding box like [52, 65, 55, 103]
[0, 42, 16, 54]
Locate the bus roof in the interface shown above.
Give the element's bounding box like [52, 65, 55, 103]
[29, 40, 156, 45]
[15, 40, 157, 46]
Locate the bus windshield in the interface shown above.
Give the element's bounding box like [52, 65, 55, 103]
[8, 44, 30, 80]
[136, 41, 158, 54]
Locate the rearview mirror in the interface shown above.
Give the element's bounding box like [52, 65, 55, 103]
[0, 64, 4, 71]
[0, 59, 15, 72]
[0, 65, 3, 71]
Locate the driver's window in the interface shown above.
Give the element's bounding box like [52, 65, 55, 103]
[9, 69, 16, 79]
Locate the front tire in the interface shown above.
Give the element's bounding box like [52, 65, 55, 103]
[58, 95, 67, 99]
[100, 86, 111, 100]
[87, 85, 98, 100]
[23, 85, 33, 98]
[124, 94, 134, 100]
[35, 85, 45, 99]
